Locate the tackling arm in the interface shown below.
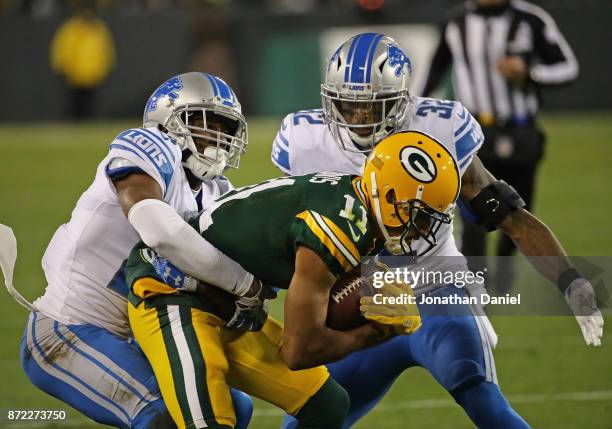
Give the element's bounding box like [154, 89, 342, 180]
[114, 172, 257, 297]
[460, 157, 603, 346]
[281, 246, 385, 370]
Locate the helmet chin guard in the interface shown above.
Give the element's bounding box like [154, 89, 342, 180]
[182, 143, 229, 181]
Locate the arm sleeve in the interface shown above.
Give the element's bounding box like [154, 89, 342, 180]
[128, 199, 254, 296]
[270, 115, 292, 174]
[421, 23, 453, 97]
[292, 210, 361, 278]
[528, 7, 579, 85]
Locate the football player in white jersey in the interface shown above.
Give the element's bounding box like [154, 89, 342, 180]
[18, 72, 260, 429]
[276, 34, 603, 428]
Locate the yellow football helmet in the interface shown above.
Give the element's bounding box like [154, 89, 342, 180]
[362, 131, 460, 255]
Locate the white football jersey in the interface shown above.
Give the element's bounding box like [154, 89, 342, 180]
[271, 97, 485, 291]
[34, 127, 231, 338]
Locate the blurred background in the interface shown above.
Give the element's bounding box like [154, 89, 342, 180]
[1, 0, 612, 120]
[0, 0, 611, 428]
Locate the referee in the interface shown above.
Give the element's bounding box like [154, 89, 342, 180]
[422, 0, 579, 292]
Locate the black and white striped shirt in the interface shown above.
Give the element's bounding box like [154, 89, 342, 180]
[422, 0, 578, 125]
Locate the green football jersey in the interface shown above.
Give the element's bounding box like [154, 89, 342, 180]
[195, 172, 377, 289]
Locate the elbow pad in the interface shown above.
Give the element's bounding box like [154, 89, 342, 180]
[468, 180, 525, 231]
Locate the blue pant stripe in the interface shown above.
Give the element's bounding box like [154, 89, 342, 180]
[29, 314, 132, 425]
[470, 310, 496, 383]
[57, 323, 153, 405]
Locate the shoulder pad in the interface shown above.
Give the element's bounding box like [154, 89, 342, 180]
[110, 128, 178, 191]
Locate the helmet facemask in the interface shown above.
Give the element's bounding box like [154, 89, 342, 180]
[164, 104, 247, 181]
[388, 195, 453, 256]
[321, 86, 408, 152]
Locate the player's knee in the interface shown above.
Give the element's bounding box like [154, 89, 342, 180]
[322, 380, 350, 427]
[445, 359, 486, 396]
[230, 389, 253, 429]
[296, 378, 349, 428]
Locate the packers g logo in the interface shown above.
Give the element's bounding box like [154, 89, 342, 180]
[400, 146, 437, 183]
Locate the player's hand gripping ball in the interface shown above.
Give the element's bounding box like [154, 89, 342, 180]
[360, 272, 421, 336]
[326, 259, 421, 335]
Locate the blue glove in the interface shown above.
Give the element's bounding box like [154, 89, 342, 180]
[151, 255, 198, 292]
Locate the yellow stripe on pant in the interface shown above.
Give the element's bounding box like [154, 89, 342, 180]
[129, 296, 329, 429]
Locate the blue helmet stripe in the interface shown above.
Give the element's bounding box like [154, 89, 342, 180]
[344, 34, 361, 82]
[349, 33, 378, 83]
[213, 76, 235, 107]
[364, 33, 384, 83]
[202, 73, 220, 98]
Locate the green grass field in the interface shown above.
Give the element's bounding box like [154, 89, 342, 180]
[0, 113, 611, 428]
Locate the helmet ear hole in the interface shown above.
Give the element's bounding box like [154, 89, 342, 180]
[378, 59, 386, 74]
[386, 189, 396, 204]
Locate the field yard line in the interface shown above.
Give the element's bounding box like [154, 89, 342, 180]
[4, 390, 611, 426]
[251, 389, 612, 417]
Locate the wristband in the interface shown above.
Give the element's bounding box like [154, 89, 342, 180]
[557, 268, 581, 294]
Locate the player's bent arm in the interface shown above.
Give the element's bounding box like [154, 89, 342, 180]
[461, 156, 604, 346]
[460, 156, 572, 282]
[114, 173, 256, 297]
[281, 246, 384, 371]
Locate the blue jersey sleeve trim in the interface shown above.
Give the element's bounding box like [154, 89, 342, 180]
[454, 114, 472, 138]
[455, 121, 484, 163]
[271, 138, 291, 173]
[106, 166, 145, 180]
[109, 143, 145, 161]
[457, 198, 478, 224]
[277, 130, 290, 149]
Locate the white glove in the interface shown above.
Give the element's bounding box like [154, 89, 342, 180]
[565, 278, 604, 347]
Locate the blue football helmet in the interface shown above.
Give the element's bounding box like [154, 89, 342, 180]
[321, 33, 412, 152]
[143, 72, 247, 180]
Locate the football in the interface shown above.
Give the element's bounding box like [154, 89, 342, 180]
[326, 266, 369, 331]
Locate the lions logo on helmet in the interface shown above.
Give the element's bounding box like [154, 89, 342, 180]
[145, 76, 183, 112]
[143, 72, 247, 181]
[321, 33, 412, 152]
[362, 131, 460, 255]
[387, 44, 413, 77]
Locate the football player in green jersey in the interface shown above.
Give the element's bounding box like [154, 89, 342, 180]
[125, 131, 457, 429]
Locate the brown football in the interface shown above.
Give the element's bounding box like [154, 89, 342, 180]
[326, 266, 369, 331]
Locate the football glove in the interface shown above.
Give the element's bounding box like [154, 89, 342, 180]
[360, 265, 421, 336]
[151, 254, 198, 292]
[226, 281, 277, 332]
[565, 278, 604, 347]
